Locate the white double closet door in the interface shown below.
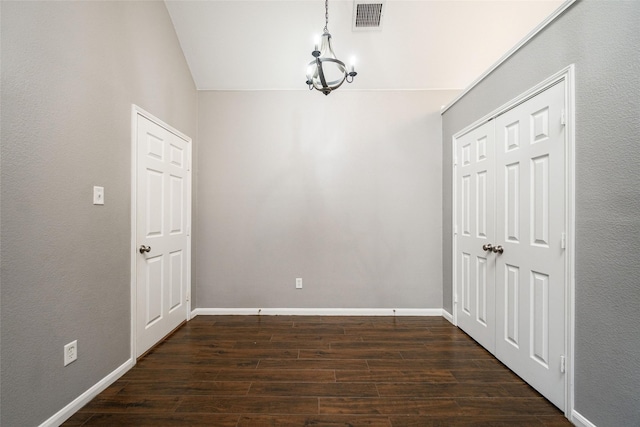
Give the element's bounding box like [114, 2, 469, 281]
[455, 81, 566, 410]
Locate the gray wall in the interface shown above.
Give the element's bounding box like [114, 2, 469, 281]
[441, 1, 640, 425]
[197, 90, 457, 309]
[0, 2, 197, 426]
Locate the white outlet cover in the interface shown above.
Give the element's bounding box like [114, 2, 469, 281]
[93, 186, 104, 205]
[296, 278, 303, 289]
[64, 340, 78, 366]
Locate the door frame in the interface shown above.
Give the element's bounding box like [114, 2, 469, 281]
[451, 65, 575, 418]
[130, 105, 192, 360]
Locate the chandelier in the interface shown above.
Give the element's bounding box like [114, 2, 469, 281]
[306, 0, 357, 95]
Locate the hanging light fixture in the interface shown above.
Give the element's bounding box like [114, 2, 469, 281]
[306, 0, 357, 95]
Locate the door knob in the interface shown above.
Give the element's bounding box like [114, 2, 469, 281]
[139, 245, 151, 254]
[492, 245, 504, 254]
[482, 243, 494, 252]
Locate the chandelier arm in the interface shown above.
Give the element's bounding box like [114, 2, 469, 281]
[309, 58, 347, 93]
[324, 77, 346, 91]
[312, 78, 347, 93]
[320, 57, 346, 70]
[316, 57, 329, 91]
[314, 76, 346, 89]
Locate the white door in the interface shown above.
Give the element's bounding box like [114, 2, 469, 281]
[453, 80, 567, 410]
[135, 112, 191, 358]
[494, 81, 566, 409]
[455, 121, 496, 353]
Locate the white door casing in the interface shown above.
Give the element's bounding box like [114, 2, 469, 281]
[452, 67, 573, 414]
[455, 121, 497, 353]
[494, 81, 566, 409]
[132, 107, 191, 358]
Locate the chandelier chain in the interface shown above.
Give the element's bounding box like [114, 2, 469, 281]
[324, 0, 329, 32]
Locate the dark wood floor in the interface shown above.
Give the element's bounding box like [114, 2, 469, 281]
[64, 315, 572, 426]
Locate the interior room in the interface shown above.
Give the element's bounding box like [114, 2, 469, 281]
[1, 1, 638, 426]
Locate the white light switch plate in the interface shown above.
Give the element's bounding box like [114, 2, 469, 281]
[93, 186, 104, 205]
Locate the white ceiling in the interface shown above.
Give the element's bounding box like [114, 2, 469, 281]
[165, 0, 563, 91]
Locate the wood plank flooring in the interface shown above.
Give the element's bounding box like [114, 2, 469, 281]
[64, 316, 572, 426]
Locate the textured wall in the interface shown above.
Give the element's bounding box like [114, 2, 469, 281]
[0, 2, 197, 425]
[442, 1, 640, 425]
[197, 90, 457, 310]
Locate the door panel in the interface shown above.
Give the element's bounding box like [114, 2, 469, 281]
[455, 121, 496, 353]
[531, 271, 549, 366]
[136, 113, 190, 357]
[504, 263, 520, 347]
[145, 256, 163, 326]
[531, 155, 550, 246]
[505, 162, 520, 242]
[476, 256, 487, 325]
[169, 250, 184, 312]
[494, 81, 566, 409]
[146, 169, 164, 237]
[170, 175, 184, 234]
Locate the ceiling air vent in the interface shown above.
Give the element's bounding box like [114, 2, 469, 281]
[353, 1, 384, 31]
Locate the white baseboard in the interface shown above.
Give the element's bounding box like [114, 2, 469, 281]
[39, 358, 134, 427]
[442, 309, 454, 324]
[191, 307, 444, 317]
[572, 410, 597, 427]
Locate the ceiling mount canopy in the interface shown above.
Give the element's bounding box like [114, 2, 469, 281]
[305, 0, 357, 96]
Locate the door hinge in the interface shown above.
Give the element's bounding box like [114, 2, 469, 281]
[560, 109, 566, 126]
[186, 293, 190, 302]
[454, 225, 458, 235]
[560, 355, 566, 374]
[187, 226, 191, 237]
[454, 293, 458, 304]
[454, 154, 458, 166]
[561, 232, 566, 249]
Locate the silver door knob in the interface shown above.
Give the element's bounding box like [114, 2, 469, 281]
[492, 245, 504, 254]
[139, 245, 151, 254]
[482, 243, 494, 252]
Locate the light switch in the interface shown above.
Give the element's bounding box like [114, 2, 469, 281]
[93, 186, 104, 205]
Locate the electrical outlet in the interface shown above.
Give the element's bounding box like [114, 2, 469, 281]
[296, 278, 303, 289]
[64, 340, 78, 366]
[93, 186, 104, 205]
